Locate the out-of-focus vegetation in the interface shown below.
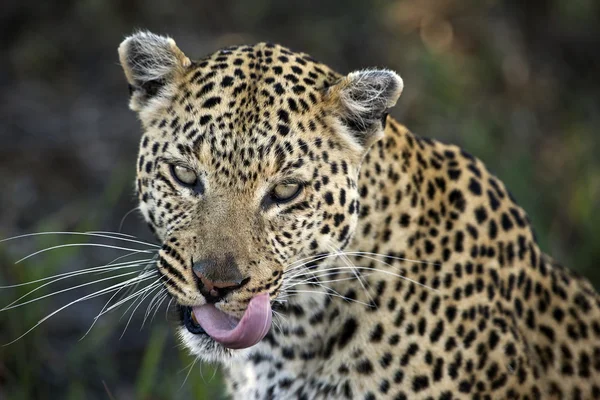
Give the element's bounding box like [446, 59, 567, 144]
[0, 0, 598, 398]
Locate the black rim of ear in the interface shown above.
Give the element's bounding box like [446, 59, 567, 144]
[141, 78, 166, 98]
[381, 112, 389, 130]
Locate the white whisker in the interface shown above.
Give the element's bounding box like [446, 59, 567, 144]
[150, 293, 169, 323]
[165, 297, 174, 320]
[280, 289, 371, 306]
[94, 278, 161, 319]
[80, 263, 157, 340]
[142, 287, 167, 328]
[330, 245, 375, 308]
[15, 243, 156, 264]
[292, 265, 438, 293]
[85, 231, 137, 238]
[1, 269, 155, 311]
[1, 231, 159, 248]
[180, 356, 200, 390]
[120, 282, 163, 338]
[118, 207, 141, 232]
[3, 271, 157, 346]
[0, 258, 153, 289]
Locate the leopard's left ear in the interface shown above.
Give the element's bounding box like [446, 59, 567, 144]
[118, 31, 191, 113]
[326, 69, 403, 149]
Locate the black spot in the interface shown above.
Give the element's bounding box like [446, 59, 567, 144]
[199, 115, 212, 126]
[369, 324, 384, 342]
[220, 76, 234, 87]
[445, 306, 457, 323]
[448, 189, 466, 212]
[338, 318, 358, 348]
[277, 124, 290, 136]
[399, 213, 411, 227]
[202, 97, 221, 108]
[356, 359, 374, 375]
[278, 109, 290, 124]
[487, 190, 500, 211]
[448, 169, 461, 180]
[380, 352, 393, 368]
[196, 82, 214, 97]
[488, 219, 498, 239]
[412, 375, 429, 392]
[468, 178, 482, 195]
[501, 212, 514, 231]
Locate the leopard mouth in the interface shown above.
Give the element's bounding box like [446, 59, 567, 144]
[179, 293, 272, 350]
[182, 305, 206, 334]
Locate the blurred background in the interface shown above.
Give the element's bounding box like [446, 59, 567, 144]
[1, 0, 599, 398]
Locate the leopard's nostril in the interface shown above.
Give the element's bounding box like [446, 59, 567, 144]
[192, 256, 248, 302]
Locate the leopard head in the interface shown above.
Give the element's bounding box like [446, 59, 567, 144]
[118, 31, 403, 361]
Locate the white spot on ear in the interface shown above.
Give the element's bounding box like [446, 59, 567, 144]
[329, 69, 403, 149]
[118, 30, 191, 115]
[118, 31, 190, 86]
[339, 69, 403, 130]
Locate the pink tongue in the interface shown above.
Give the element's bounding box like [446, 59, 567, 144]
[192, 293, 272, 349]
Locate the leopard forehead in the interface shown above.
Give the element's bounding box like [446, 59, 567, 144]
[134, 43, 361, 193]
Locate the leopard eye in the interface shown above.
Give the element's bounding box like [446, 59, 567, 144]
[270, 182, 303, 204]
[170, 164, 198, 187]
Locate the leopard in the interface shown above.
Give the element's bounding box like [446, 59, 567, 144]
[117, 31, 600, 399]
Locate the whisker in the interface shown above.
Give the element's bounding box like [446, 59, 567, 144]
[0, 258, 154, 289]
[282, 270, 352, 300]
[283, 250, 439, 293]
[270, 312, 284, 334]
[118, 207, 141, 232]
[85, 231, 137, 238]
[112, 258, 157, 309]
[1, 231, 159, 248]
[1, 269, 154, 311]
[282, 250, 439, 277]
[150, 293, 169, 323]
[80, 265, 157, 339]
[94, 278, 161, 319]
[120, 282, 163, 338]
[3, 271, 157, 346]
[336, 251, 439, 267]
[282, 254, 340, 282]
[165, 297, 174, 320]
[283, 271, 377, 288]
[279, 289, 371, 306]
[283, 253, 334, 275]
[2, 261, 152, 313]
[180, 356, 200, 390]
[290, 265, 438, 293]
[329, 245, 376, 308]
[342, 253, 438, 292]
[81, 282, 134, 340]
[15, 243, 156, 264]
[142, 288, 167, 328]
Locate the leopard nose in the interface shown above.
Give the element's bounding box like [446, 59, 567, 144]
[192, 256, 247, 302]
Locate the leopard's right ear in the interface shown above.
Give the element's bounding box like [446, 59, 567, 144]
[118, 31, 191, 113]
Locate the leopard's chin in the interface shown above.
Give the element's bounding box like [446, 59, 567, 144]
[176, 324, 250, 364]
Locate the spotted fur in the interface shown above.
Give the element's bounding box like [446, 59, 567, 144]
[119, 32, 600, 399]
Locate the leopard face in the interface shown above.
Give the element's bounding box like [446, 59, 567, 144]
[119, 32, 402, 361]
